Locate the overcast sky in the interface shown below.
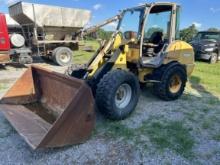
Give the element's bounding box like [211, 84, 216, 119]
[0, 0, 220, 30]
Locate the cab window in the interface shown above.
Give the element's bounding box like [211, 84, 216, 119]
[144, 10, 171, 42]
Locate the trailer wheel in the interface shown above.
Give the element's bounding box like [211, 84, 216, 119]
[153, 65, 187, 101]
[96, 70, 140, 120]
[53, 47, 73, 66]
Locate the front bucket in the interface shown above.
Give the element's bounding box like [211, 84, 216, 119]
[0, 66, 95, 149]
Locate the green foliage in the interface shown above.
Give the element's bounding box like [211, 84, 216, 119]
[84, 28, 113, 41]
[96, 119, 194, 158]
[102, 121, 136, 139]
[0, 84, 7, 91]
[180, 25, 219, 42]
[0, 120, 14, 138]
[97, 28, 114, 40]
[180, 24, 198, 42]
[190, 62, 220, 94]
[141, 120, 194, 158]
[201, 115, 219, 131]
[213, 134, 220, 141]
[144, 27, 164, 38]
[73, 40, 100, 64]
[202, 119, 212, 129]
[207, 28, 220, 32]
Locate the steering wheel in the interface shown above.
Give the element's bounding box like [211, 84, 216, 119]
[142, 43, 158, 47]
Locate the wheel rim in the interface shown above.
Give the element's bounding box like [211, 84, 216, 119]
[169, 74, 182, 94]
[115, 83, 132, 109]
[60, 52, 70, 63]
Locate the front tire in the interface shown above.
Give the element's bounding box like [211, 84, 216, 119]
[154, 65, 187, 101]
[96, 70, 140, 120]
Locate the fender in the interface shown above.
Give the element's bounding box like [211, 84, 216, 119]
[144, 61, 186, 82]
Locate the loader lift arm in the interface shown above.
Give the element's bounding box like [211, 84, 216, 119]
[76, 14, 121, 37]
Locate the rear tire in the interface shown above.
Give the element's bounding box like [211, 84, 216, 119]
[153, 65, 187, 101]
[209, 53, 218, 64]
[96, 70, 140, 120]
[52, 47, 73, 66]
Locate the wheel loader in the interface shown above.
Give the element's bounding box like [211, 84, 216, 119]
[0, 2, 195, 149]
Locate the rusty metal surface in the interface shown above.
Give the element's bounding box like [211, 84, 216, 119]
[0, 65, 95, 149]
[1, 67, 37, 104]
[0, 104, 52, 149]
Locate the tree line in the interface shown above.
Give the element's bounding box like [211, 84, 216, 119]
[85, 25, 220, 42]
[84, 29, 113, 41]
[179, 25, 219, 42]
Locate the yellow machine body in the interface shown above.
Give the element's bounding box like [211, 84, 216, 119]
[86, 34, 195, 83]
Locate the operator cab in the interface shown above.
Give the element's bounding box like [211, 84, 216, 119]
[141, 4, 176, 67]
[118, 3, 180, 68]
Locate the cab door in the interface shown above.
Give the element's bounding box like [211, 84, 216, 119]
[0, 13, 10, 51]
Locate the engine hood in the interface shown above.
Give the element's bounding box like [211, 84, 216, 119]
[191, 39, 218, 52]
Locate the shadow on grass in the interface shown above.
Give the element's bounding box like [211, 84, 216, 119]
[190, 75, 220, 105]
[32, 56, 59, 66]
[0, 56, 60, 70]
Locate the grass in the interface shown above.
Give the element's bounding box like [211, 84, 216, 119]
[190, 62, 220, 94]
[73, 40, 99, 64]
[74, 41, 220, 95]
[201, 115, 220, 131]
[0, 120, 14, 138]
[206, 97, 220, 105]
[75, 41, 220, 158]
[0, 83, 7, 91]
[213, 134, 220, 141]
[95, 121, 136, 140]
[96, 119, 194, 158]
[202, 119, 213, 130]
[202, 107, 210, 113]
[141, 120, 194, 158]
[73, 40, 220, 95]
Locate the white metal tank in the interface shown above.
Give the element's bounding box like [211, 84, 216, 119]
[9, 2, 91, 29]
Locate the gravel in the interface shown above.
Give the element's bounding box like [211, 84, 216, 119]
[0, 64, 219, 165]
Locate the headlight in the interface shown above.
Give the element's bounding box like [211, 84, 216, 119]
[204, 43, 216, 47]
[205, 48, 214, 52]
